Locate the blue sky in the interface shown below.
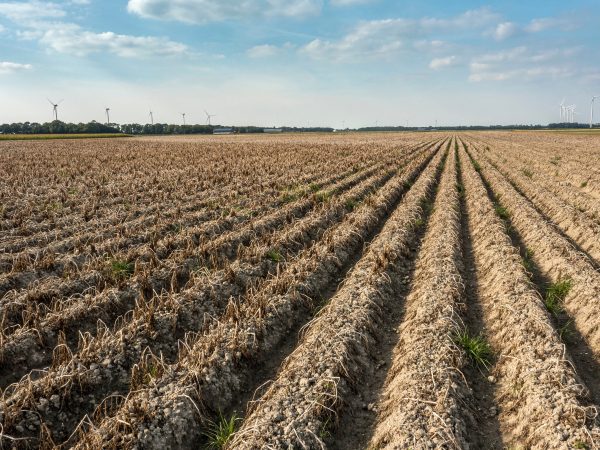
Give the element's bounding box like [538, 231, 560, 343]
[0, 0, 599, 126]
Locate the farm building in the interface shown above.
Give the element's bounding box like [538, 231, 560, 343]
[213, 127, 233, 135]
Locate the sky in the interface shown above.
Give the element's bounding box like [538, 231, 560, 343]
[0, 0, 599, 127]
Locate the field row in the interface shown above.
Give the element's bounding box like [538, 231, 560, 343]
[1, 133, 600, 449]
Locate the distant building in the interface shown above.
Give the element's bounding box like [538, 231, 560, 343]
[264, 128, 283, 133]
[213, 128, 233, 135]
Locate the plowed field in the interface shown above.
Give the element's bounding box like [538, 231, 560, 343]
[1, 132, 599, 449]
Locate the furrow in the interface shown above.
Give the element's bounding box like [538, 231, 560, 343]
[467, 134, 600, 222]
[0, 139, 371, 241]
[463, 142, 600, 391]
[364, 140, 471, 449]
[477, 144, 600, 265]
[0, 157, 392, 296]
[70, 140, 448, 450]
[0, 145, 432, 390]
[231, 145, 447, 449]
[459, 140, 599, 447]
[0, 141, 444, 447]
[0, 157, 392, 330]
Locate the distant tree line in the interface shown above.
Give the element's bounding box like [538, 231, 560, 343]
[0, 121, 337, 135]
[0, 120, 594, 135]
[0, 120, 121, 134]
[357, 123, 595, 131]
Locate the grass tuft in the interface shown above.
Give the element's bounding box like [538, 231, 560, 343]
[314, 191, 333, 203]
[344, 198, 358, 211]
[544, 279, 572, 316]
[494, 204, 510, 221]
[580, 180, 588, 188]
[521, 168, 533, 178]
[456, 182, 465, 197]
[203, 412, 240, 450]
[558, 320, 575, 343]
[521, 248, 535, 274]
[266, 249, 283, 262]
[110, 260, 134, 281]
[455, 330, 492, 369]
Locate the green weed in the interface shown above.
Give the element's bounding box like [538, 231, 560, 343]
[315, 191, 333, 203]
[521, 168, 533, 178]
[521, 248, 535, 274]
[455, 330, 493, 369]
[494, 204, 510, 221]
[344, 198, 358, 211]
[203, 412, 240, 450]
[549, 156, 561, 165]
[109, 260, 134, 281]
[558, 320, 575, 343]
[266, 249, 283, 262]
[544, 279, 572, 316]
[456, 182, 464, 197]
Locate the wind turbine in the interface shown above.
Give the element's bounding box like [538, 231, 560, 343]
[564, 105, 575, 123]
[182, 113, 186, 125]
[105, 107, 111, 125]
[591, 96, 600, 129]
[47, 98, 63, 121]
[149, 109, 154, 125]
[559, 98, 565, 122]
[205, 110, 216, 125]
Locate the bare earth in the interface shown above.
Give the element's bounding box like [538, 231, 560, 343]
[1, 131, 599, 449]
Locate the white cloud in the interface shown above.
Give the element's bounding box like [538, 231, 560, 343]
[525, 17, 575, 33]
[127, 0, 323, 24]
[0, 1, 188, 57]
[300, 8, 498, 61]
[246, 44, 280, 58]
[429, 55, 456, 70]
[469, 66, 573, 82]
[0, 1, 65, 22]
[493, 22, 518, 41]
[330, 0, 374, 5]
[38, 23, 188, 57]
[469, 46, 578, 82]
[415, 39, 445, 50]
[0, 61, 33, 74]
[487, 16, 577, 41]
[478, 46, 528, 63]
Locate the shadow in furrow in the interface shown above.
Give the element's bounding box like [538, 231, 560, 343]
[456, 147, 504, 449]
[467, 145, 600, 410]
[327, 145, 449, 450]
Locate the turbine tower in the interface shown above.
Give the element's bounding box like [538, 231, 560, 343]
[105, 107, 110, 125]
[182, 113, 186, 125]
[47, 98, 63, 121]
[149, 110, 154, 125]
[564, 105, 576, 123]
[559, 98, 565, 122]
[205, 110, 216, 126]
[591, 96, 599, 129]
